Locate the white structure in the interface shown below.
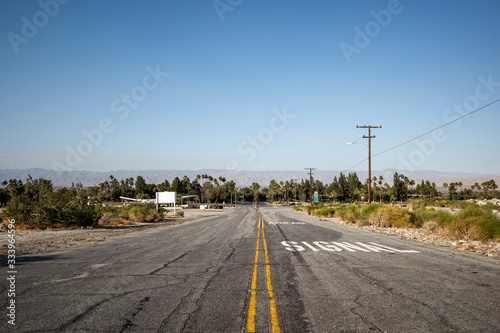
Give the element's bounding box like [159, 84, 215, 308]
[120, 191, 177, 213]
[119, 197, 155, 204]
[156, 191, 177, 213]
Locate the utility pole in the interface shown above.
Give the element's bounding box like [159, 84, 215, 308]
[356, 125, 382, 203]
[305, 168, 317, 206]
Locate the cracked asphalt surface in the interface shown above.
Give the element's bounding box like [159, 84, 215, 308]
[2, 204, 500, 332]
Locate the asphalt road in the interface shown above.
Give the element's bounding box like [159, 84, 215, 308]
[2, 204, 499, 332]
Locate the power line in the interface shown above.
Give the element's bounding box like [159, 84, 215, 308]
[344, 158, 368, 172]
[334, 5, 500, 167]
[373, 98, 500, 158]
[345, 98, 500, 171]
[383, 45, 500, 128]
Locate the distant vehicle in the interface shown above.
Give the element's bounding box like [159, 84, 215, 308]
[212, 205, 224, 209]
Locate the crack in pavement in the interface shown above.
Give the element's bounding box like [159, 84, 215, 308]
[56, 284, 176, 331]
[148, 251, 192, 275]
[349, 295, 385, 332]
[119, 296, 151, 333]
[340, 256, 461, 332]
[157, 290, 192, 332]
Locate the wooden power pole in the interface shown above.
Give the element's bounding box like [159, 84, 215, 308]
[356, 125, 382, 203]
[305, 168, 317, 206]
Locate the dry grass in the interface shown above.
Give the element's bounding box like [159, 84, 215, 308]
[322, 202, 500, 243]
[311, 207, 336, 218]
[368, 206, 416, 228]
[446, 206, 500, 242]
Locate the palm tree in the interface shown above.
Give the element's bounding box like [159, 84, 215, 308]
[443, 183, 449, 198]
[284, 181, 291, 202]
[378, 176, 384, 202]
[268, 180, 276, 202]
[472, 182, 480, 199]
[401, 176, 409, 199]
[279, 181, 284, 202]
[251, 182, 261, 205]
[372, 176, 378, 202]
[482, 180, 497, 199]
[214, 179, 220, 203]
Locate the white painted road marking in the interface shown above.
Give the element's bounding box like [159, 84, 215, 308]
[281, 241, 419, 253]
[268, 221, 306, 225]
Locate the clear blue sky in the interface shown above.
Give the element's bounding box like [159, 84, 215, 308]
[1, 0, 499, 175]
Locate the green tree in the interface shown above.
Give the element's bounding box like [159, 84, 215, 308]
[157, 179, 171, 192]
[347, 172, 362, 201]
[6, 177, 96, 227]
[171, 177, 182, 194]
[448, 182, 457, 200]
[392, 173, 406, 202]
[372, 176, 378, 202]
[471, 182, 481, 199]
[251, 182, 260, 204]
[202, 181, 214, 203]
[482, 180, 498, 198]
[135, 176, 148, 199]
[226, 180, 236, 206]
[182, 176, 192, 195]
[268, 179, 277, 202]
[120, 178, 135, 198]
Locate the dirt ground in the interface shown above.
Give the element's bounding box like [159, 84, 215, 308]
[0, 209, 226, 256]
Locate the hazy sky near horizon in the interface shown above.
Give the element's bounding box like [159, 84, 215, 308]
[1, 0, 500, 175]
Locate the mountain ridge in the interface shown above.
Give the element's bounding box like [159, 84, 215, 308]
[0, 168, 498, 188]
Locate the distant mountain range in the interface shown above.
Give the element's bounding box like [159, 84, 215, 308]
[0, 168, 498, 188]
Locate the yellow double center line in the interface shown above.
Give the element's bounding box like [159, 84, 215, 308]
[246, 213, 282, 333]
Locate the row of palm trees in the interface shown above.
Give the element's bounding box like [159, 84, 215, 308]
[444, 180, 498, 199]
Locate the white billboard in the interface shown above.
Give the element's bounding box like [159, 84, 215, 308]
[156, 191, 177, 212]
[156, 191, 176, 204]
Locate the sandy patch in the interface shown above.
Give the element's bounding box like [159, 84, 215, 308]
[0, 209, 226, 256]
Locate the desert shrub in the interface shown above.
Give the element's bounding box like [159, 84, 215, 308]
[335, 205, 361, 224]
[361, 203, 383, 217]
[98, 212, 120, 223]
[175, 210, 184, 217]
[356, 219, 371, 227]
[407, 199, 426, 210]
[369, 206, 416, 228]
[422, 220, 439, 231]
[368, 208, 391, 227]
[97, 212, 131, 227]
[6, 178, 97, 228]
[293, 205, 308, 212]
[447, 206, 500, 242]
[115, 203, 163, 222]
[311, 207, 336, 217]
[481, 202, 500, 212]
[414, 208, 453, 228]
[310, 202, 325, 209]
